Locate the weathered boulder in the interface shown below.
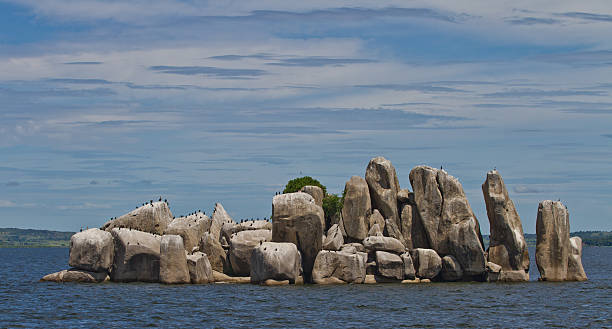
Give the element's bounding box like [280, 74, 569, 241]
[300, 185, 324, 207]
[199, 232, 229, 273]
[363, 236, 405, 254]
[482, 170, 529, 281]
[210, 203, 234, 242]
[340, 243, 365, 254]
[272, 192, 324, 282]
[397, 189, 413, 205]
[110, 228, 161, 282]
[41, 269, 108, 283]
[229, 229, 272, 276]
[250, 242, 301, 283]
[536, 200, 570, 281]
[567, 236, 588, 281]
[365, 156, 400, 227]
[384, 218, 406, 246]
[221, 219, 272, 244]
[400, 252, 416, 280]
[312, 250, 366, 284]
[160, 235, 190, 284]
[187, 252, 214, 284]
[101, 201, 173, 235]
[342, 176, 372, 241]
[368, 223, 383, 237]
[375, 251, 403, 281]
[368, 210, 385, 233]
[485, 261, 502, 282]
[441, 255, 463, 282]
[323, 224, 344, 251]
[69, 228, 114, 273]
[164, 213, 211, 252]
[409, 166, 485, 279]
[411, 248, 442, 280]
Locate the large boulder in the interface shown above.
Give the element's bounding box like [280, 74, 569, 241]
[365, 156, 400, 227]
[536, 200, 570, 281]
[300, 185, 324, 208]
[409, 166, 485, 279]
[110, 228, 162, 282]
[400, 252, 416, 280]
[199, 232, 228, 273]
[312, 250, 366, 284]
[323, 224, 344, 251]
[384, 218, 406, 247]
[250, 242, 301, 284]
[69, 228, 114, 273]
[367, 209, 385, 233]
[342, 176, 372, 241]
[187, 252, 214, 284]
[567, 237, 588, 281]
[101, 201, 173, 235]
[210, 203, 234, 242]
[363, 236, 405, 254]
[272, 192, 324, 282]
[229, 229, 272, 276]
[441, 255, 463, 282]
[482, 170, 529, 281]
[222, 220, 272, 243]
[411, 248, 442, 280]
[164, 212, 211, 252]
[375, 251, 403, 281]
[160, 235, 190, 284]
[41, 269, 108, 283]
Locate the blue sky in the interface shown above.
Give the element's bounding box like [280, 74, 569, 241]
[1, 1, 611, 233]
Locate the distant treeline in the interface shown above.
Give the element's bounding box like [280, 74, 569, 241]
[0, 228, 74, 248]
[1, 227, 610, 248]
[482, 231, 612, 248]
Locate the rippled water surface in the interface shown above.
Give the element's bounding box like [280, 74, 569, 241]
[1, 247, 610, 328]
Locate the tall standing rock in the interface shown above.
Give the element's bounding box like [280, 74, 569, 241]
[536, 200, 570, 281]
[210, 203, 234, 243]
[482, 170, 529, 281]
[160, 235, 190, 284]
[110, 228, 162, 282]
[365, 157, 400, 227]
[101, 202, 173, 235]
[567, 237, 588, 281]
[342, 176, 372, 241]
[409, 166, 486, 280]
[69, 228, 114, 273]
[272, 192, 324, 282]
[199, 232, 229, 273]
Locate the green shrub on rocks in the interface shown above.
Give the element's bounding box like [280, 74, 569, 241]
[283, 176, 327, 195]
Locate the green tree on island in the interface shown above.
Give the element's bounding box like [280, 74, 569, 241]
[282, 176, 343, 225]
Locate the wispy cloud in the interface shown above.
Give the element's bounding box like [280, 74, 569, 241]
[0, 200, 16, 207]
[557, 12, 612, 23]
[148, 65, 266, 78]
[483, 88, 607, 98]
[57, 202, 112, 210]
[266, 57, 376, 67]
[63, 61, 103, 65]
[505, 17, 561, 26]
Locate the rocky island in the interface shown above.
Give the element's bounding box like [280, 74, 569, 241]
[42, 157, 587, 285]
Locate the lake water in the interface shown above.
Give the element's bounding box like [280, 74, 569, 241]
[0, 247, 610, 328]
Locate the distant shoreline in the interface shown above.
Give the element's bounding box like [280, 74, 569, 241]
[1, 227, 610, 248]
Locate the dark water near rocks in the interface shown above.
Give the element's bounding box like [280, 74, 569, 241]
[0, 247, 610, 328]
